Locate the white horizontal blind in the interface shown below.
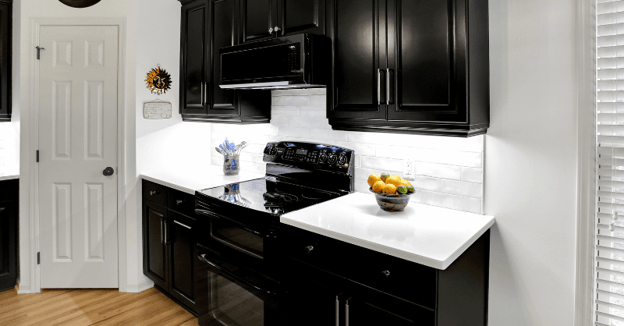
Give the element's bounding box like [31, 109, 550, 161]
[597, 1, 624, 325]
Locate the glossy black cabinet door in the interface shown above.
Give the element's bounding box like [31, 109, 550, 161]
[168, 212, 198, 312]
[278, 0, 325, 36]
[143, 201, 169, 291]
[0, 2, 11, 122]
[386, 0, 465, 123]
[180, 0, 209, 116]
[209, 0, 238, 114]
[240, 0, 277, 43]
[327, 0, 387, 120]
[0, 197, 17, 292]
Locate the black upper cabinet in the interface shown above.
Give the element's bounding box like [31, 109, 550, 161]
[179, 0, 271, 124]
[240, 0, 325, 44]
[0, 1, 11, 122]
[180, 0, 209, 117]
[241, 0, 277, 43]
[327, 0, 490, 137]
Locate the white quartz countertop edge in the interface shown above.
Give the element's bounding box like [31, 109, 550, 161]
[140, 174, 196, 195]
[281, 215, 495, 270]
[140, 168, 265, 195]
[0, 169, 19, 182]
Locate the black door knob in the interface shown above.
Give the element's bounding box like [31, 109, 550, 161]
[103, 167, 114, 176]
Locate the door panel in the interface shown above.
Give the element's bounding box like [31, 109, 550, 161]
[210, 0, 238, 113]
[328, 0, 386, 120]
[279, 0, 325, 36]
[181, 1, 209, 116]
[388, 0, 467, 123]
[0, 200, 16, 291]
[241, 0, 276, 43]
[0, 3, 10, 122]
[143, 201, 169, 290]
[170, 213, 197, 310]
[39, 25, 119, 288]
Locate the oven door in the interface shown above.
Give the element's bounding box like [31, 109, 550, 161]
[197, 244, 283, 326]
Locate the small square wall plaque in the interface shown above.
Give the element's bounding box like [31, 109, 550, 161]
[143, 100, 172, 119]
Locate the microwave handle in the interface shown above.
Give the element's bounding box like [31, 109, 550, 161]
[198, 253, 277, 295]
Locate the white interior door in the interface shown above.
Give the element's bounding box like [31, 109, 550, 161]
[38, 25, 119, 288]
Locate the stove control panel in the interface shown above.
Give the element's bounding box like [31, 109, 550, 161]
[264, 142, 354, 171]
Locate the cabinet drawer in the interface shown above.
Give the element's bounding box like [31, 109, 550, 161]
[282, 226, 350, 276]
[168, 188, 196, 218]
[143, 180, 168, 206]
[346, 248, 437, 309]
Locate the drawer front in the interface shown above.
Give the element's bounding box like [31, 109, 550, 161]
[282, 226, 350, 276]
[167, 188, 196, 218]
[346, 248, 437, 309]
[0, 179, 18, 201]
[142, 180, 168, 206]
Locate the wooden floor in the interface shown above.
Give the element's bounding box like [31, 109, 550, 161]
[0, 287, 197, 326]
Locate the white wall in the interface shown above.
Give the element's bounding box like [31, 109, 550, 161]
[0, 122, 18, 170]
[133, 0, 212, 289]
[210, 89, 485, 214]
[17, 0, 140, 293]
[486, 0, 578, 325]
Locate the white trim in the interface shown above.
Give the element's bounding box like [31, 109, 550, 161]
[574, 1, 597, 325]
[25, 17, 128, 293]
[126, 277, 154, 293]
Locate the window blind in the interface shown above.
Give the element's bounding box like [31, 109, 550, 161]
[597, 1, 624, 325]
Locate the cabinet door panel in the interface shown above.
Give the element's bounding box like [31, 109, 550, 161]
[143, 201, 169, 290]
[388, 0, 467, 123]
[169, 212, 197, 312]
[181, 1, 209, 115]
[0, 200, 16, 292]
[241, 0, 276, 43]
[210, 0, 238, 113]
[345, 290, 435, 326]
[280, 0, 325, 36]
[0, 3, 11, 122]
[328, 0, 386, 120]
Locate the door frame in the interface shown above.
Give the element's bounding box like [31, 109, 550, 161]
[26, 18, 127, 293]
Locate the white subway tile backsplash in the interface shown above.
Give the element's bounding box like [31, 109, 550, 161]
[360, 156, 404, 173]
[414, 162, 462, 180]
[208, 89, 485, 214]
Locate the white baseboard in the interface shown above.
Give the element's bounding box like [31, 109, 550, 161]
[125, 278, 154, 293]
[16, 283, 32, 294]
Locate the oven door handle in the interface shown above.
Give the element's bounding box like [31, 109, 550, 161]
[195, 208, 276, 239]
[198, 253, 278, 296]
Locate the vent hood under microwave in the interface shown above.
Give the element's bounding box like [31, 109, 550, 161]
[219, 34, 330, 90]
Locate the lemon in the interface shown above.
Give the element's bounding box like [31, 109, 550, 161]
[372, 181, 386, 193]
[400, 180, 411, 187]
[386, 175, 402, 187]
[383, 184, 397, 195]
[381, 172, 390, 182]
[368, 174, 382, 187]
[397, 185, 408, 194]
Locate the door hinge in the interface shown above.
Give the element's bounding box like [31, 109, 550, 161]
[36, 46, 45, 60]
[36, 150, 39, 163]
[37, 252, 40, 265]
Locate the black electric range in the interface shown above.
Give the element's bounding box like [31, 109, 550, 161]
[193, 141, 354, 326]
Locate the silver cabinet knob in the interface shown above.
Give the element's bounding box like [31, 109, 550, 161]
[274, 26, 281, 32]
[149, 190, 159, 196]
[381, 270, 390, 277]
[269, 27, 274, 33]
[305, 245, 314, 254]
[176, 200, 183, 205]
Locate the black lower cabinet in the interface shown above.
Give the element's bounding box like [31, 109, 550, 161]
[0, 179, 18, 293]
[142, 180, 199, 315]
[281, 225, 490, 326]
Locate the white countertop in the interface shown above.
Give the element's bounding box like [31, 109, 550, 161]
[281, 192, 495, 270]
[0, 166, 19, 181]
[140, 166, 265, 195]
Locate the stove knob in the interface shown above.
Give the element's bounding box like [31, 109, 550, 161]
[269, 146, 278, 156]
[319, 153, 328, 163]
[338, 153, 348, 166]
[298, 155, 305, 161]
[328, 154, 338, 165]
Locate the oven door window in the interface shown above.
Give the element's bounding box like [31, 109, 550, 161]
[198, 249, 281, 326]
[210, 219, 264, 260]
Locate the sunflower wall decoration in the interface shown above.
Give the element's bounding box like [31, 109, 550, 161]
[145, 65, 172, 95]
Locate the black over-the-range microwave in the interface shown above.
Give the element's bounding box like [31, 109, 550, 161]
[219, 34, 330, 90]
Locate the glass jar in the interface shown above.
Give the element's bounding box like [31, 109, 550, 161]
[223, 154, 240, 175]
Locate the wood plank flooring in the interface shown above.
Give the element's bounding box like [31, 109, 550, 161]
[0, 287, 197, 326]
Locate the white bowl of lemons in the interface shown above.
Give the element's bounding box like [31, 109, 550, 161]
[368, 173, 415, 212]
